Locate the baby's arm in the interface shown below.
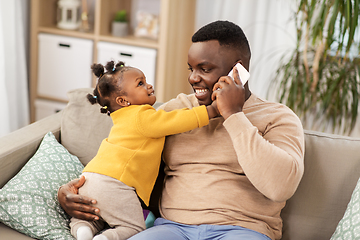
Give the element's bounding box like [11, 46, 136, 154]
[138, 105, 210, 138]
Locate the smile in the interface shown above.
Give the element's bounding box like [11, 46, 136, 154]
[195, 89, 208, 94]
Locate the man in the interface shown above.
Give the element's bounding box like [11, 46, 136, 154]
[58, 20, 304, 240]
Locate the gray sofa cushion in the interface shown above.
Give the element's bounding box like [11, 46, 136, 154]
[61, 88, 113, 166]
[0, 223, 34, 240]
[281, 130, 360, 240]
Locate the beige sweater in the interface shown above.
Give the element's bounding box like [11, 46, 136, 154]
[158, 93, 305, 240]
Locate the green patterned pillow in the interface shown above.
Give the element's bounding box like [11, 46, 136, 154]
[331, 177, 360, 239]
[0, 132, 83, 240]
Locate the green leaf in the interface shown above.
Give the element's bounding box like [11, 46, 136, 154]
[269, 0, 360, 135]
[346, 0, 358, 53]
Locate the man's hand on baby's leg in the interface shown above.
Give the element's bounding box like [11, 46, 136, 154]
[57, 175, 100, 221]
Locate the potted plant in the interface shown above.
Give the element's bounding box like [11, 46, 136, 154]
[112, 10, 128, 37]
[270, 0, 360, 135]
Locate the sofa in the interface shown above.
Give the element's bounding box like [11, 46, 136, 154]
[1, 88, 360, 240]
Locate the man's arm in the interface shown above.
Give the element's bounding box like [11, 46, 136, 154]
[223, 110, 304, 202]
[213, 66, 304, 202]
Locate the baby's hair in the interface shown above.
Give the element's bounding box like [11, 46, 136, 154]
[86, 60, 127, 116]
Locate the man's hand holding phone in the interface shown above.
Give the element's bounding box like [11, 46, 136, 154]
[212, 63, 249, 119]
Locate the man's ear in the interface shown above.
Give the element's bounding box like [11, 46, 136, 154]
[237, 59, 250, 72]
[236, 60, 244, 67]
[237, 60, 249, 72]
[116, 96, 129, 107]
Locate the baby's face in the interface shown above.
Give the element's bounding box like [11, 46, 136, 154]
[121, 68, 156, 106]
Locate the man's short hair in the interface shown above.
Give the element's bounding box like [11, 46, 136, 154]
[192, 20, 251, 61]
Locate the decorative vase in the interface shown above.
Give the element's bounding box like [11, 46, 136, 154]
[112, 22, 128, 37]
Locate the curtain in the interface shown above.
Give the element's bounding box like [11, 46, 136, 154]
[195, 0, 297, 100]
[0, 0, 29, 137]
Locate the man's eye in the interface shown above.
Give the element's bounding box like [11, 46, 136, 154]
[202, 68, 211, 73]
[188, 67, 193, 72]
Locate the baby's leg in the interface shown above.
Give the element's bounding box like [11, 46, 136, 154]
[99, 191, 145, 240]
[81, 172, 145, 240]
[93, 235, 108, 240]
[76, 226, 93, 240]
[69, 173, 107, 239]
[70, 217, 104, 240]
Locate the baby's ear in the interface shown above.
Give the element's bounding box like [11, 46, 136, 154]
[116, 96, 128, 107]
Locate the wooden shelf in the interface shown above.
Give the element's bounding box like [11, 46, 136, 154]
[38, 26, 95, 40]
[30, 0, 196, 122]
[98, 34, 158, 49]
[38, 26, 159, 49]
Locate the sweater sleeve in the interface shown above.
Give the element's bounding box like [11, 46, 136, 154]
[136, 105, 209, 138]
[223, 110, 305, 202]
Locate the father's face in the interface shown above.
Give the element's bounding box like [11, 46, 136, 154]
[187, 40, 238, 106]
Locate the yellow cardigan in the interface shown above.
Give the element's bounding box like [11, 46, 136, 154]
[83, 104, 209, 205]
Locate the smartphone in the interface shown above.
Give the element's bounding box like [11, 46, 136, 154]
[228, 63, 250, 85]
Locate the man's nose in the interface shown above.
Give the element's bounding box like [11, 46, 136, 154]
[189, 71, 200, 83]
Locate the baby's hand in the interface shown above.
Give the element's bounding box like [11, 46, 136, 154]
[207, 100, 220, 118]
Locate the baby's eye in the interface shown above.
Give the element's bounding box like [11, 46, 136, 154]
[138, 81, 144, 86]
